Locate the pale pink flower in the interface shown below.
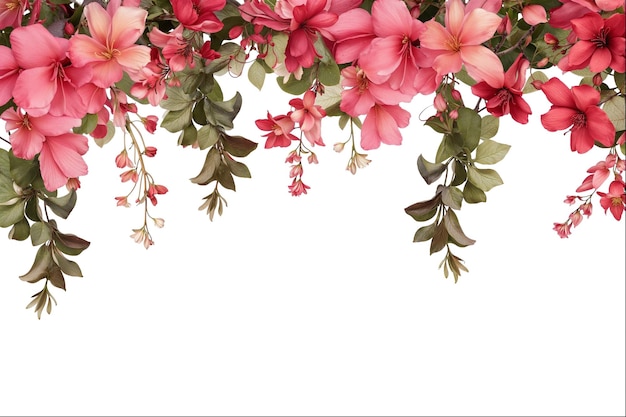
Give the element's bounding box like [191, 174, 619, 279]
[361, 104, 410, 150]
[69, 2, 150, 88]
[420, 0, 504, 87]
[553, 222, 572, 238]
[38, 133, 89, 191]
[148, 25, 195, 72]
[288, 178, 310, 196]
[0, 45, 19, 106]
[326, 8, 374, 64]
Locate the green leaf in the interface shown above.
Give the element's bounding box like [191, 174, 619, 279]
[480, 115, 499, 139]
[205, 92, 242, 130]
[248, 60, 266, 90]
[603, 95, 625, 132]
[73, 113, 98, 135]
[456, 107, 481, 152]
[455, 66, 476, 86]
[197, 124, 221, 150]
[20, 244, 53, 283]
[52, 248, 83, 277]
[463, 180, 487, 203]
[430, 222, 448, 255]
[405, 194, 442, 222]
[318, 59, 341, 86]
[47, 265, 66, 291]
[224, 153, 251, 178]
[192, 100, 208, 125]
[161, 87, 193, 111]
[161, 106, 193, 133]
[31, 222, 51, 246]
[44, 190, 77, 219]
[468, 166, 503, 192]
[417, 154, 447, 185]
[474, 139, 511, 165]
[615, 71, 625, 95]
[441, 186, 463, 210]
[191, 147, 221, 185]
[443, 209, 476, 247]
[0, 148, 11, 179]
[9, 217, 30, 241]
[93, 121, 116, 147]
[222, 134, 258, 157]
[9, 151, 40, 188]
[276, 67, 314, 95]
[450, 160, 467, 187]
[435, 133, 462, 163]
[216, 163, 236, 191]
[413, 222, 437, 243]
[52, 230, 90, 256]
[0, 201, 25, 227]
[0, 175, 18, 204]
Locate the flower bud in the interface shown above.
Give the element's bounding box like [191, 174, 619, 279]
[434, 93, 447, 112]
[569, 211, 583, 227]
[449, 109, 459, 120]
[64, 22, 75, 36]
[333, 142, 345, 153]
[144, 146, 157, 157]
[307, 152, 319, 164]
[543, 33, 558, 46]
[531, 79, 544, 90]
[451, 89, 462, 101]
[592, 73, 603, 86]
[536, 57, 549, 68]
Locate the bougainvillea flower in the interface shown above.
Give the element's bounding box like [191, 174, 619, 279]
[597, 180, 626, 221]
[361, 104, 410, 150]
[1, 108, 80, 160]
[38, 133, 89, 191]
[69, 2, 150, 88]
[421, 0, 504, 87]
[471, 53, 532, 124]
[255, 112, 298, 148]
[171, 0, 225, 33]
[560, 12, 625, 73]
[540, 78, 615, 154]
[289, 90, 326, 146]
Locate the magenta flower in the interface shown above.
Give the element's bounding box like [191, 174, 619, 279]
[471, 53, 532, 124]
[69, 2, 150, 88]
[540, 78, 615, 154]
[597, 180, 626, 221]
[420, 0, 504, 87]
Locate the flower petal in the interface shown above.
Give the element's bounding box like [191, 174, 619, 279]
[460, 45, 504, 87]
[458, 8, 502, 45]
[541, 107, 577, 131]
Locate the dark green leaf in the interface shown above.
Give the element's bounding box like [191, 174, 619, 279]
[9, 218, 30, 241]
[463, 181, 487, 204]
[435, 133, 462, 163]
[197, 124, 221, 150]
[190, 147, 221, 185]
[456, 107, 481, 152]
[417, 154, 447, 185]
[31, 222, 51, 246]
[19, 244, 53, 283]
[44, 190, 77, 219]
[52, 248, 83, 277]
[0, 201, 25, 227]
[441, 186, 463, 210]
[224, 153, 251, 178]
[405, 194, 442, 222]
[450, 160, 467, 187]
[430, 222, 448, 255]
[161, 107, 193, 133]
[217, 163, 236, 191]
[9, 151, 40, 188]
[222, 134, 258, 157]
[443, 209, 476, 247]
[413, 222, 437, 242]
[73, 113, 98, 135]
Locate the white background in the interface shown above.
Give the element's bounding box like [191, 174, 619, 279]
[1, 69, 625, 416]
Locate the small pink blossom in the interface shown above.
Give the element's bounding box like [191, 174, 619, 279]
[288, 178, 310, 196]
[256, 112, 298, 148]
[289, 91, 326, 146]
[361, 104, 410, 150]
[597, 180, 626, 221]
[553, 222, 572, 238]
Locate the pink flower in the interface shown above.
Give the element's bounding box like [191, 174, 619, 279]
[1, 108, 80, 160]
[10, 24, 92, 118]
[521, 5, 548, 26]
[239, 0, 290, 31]
[553, 222, 572, 238]
[0, 0, 27, 29]
[540, 78, 615, 154]
[420, 0, 504, 87]
[38, 133, 89, 191]
[559, 13, 625, 74]
[361, 104, 410, 150]
[142, 115, 159, 133]
[171, 0, 225, 33]
[130, 51, 168, 106]
[339, 65, 412, 116]
[289, 91, 326, 146]
[597, 180, 626, 220]
[471, 53, 532, 124]
[326, 8, 374, 64]
[69, 2, 150, 88]
[255, 112, 298, 148]
[0, 45, 19, 106]
[288, 178, 310, 196]
[283, 0, 338, 73]
[148, 25, 195, 72]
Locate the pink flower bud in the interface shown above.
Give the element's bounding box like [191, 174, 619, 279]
[115, 196, 130, 207]
[153, 218, 165, 228]
[451, 89, 462, 101]
[333, 142, 345, 152]
[449, 109, 459, 120]
[536, 57, 549, 68]
[580, 203, 593, 217]
[64, 22, 75, 36]
[593, 73, 603, 86]
[228, 26, 243, 39]
[142, 115, 158, 133]
[543, 33, 558, 46]
[307, 152, 318, 164]
[496, 15, 511, 35]
[115, 150, 133, 168]
[289, 164, 303, 178]
[569, 211, 583, 227]
[531, 79, 544, 90]
[434, 93, 447, 112]
[65, 177, 81, 191]
[564, 195, 578, 205]
[144, 146, 157, 157]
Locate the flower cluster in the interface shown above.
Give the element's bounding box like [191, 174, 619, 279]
[0, 0, 623, 317]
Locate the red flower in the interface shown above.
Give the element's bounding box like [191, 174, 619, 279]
[255, 112, 298, 148]
[540, 78, 615, 154]
[559, 12, 625, 73]
[471, 53, 532, 124]
[597, 180, 626, 221]
[171, 0, 225, 33]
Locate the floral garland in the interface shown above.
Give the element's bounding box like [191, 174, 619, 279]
[0, 0, 623, 318]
